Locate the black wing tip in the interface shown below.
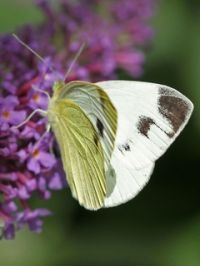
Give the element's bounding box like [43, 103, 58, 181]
[158, 86, 193, 136]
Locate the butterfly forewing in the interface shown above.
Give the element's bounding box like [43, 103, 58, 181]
[48, 98, 106, 210]
[97, 81, 193, 169]
[96, 80, 193, 207]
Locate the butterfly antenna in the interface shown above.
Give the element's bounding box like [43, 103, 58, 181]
[13, 33, 46, 63]
[64, 42, 86, 81]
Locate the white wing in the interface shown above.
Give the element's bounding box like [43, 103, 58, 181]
[105, 161, 154, 207]
[96, 81, 193, 207]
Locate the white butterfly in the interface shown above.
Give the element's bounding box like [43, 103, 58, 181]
[47, 80, 193, 209]
[12, 34, 193, 210]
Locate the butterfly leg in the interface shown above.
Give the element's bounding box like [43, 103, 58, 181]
[11, 108, 47, 130]
[33, 123, 51, 149]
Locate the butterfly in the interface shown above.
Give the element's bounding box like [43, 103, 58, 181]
[42, 79, 193, 210]
[12, 35, 193, 210]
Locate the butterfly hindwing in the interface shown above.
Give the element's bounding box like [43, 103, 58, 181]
[49, 97, 106, 210]
[56, 81, 119, 197]
[57, 81, 118, 171]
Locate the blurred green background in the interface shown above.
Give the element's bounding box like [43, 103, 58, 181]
[0, 0, 200, 265]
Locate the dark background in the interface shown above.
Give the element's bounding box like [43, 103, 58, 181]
[0, 1, 199, 265]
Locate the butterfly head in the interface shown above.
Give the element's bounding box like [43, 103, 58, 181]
[52, 80, 66, 98]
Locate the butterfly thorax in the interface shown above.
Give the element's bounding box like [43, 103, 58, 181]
[47, 80, 70, 125]
[47, 98, 71, 127]
[52, 80, 66, 98]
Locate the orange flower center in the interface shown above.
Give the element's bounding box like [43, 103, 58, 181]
[33, 94, 40, 103]
[2, 111, 10, 119]
[32, 149, 40, 158]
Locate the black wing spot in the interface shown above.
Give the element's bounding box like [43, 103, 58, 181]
[123, 143, 130, 151]
[96, 118, 104, 137]
[137, 115, 172, 138]
[137, 116, 155, 138]
[118, 141, 132, 154]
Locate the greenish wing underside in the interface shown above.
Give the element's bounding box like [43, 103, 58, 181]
[51, 100, 106, 210]
[59, 81, 118, 174]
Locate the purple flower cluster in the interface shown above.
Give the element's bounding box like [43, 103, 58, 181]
[0, 0, 154, 239]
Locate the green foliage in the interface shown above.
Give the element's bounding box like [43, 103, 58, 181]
[0, 2, 42, 33]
